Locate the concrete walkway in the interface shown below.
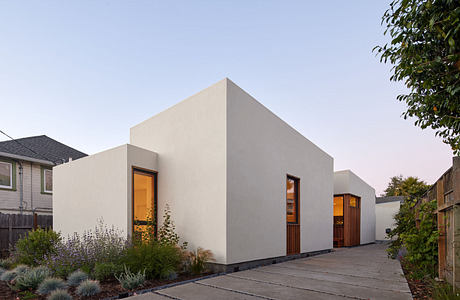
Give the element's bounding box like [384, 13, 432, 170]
[128, 243, 412, 300]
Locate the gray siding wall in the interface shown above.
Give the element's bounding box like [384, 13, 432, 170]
[0, 159, 52, 215]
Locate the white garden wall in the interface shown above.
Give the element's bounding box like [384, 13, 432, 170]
[375, 201, 400, 240]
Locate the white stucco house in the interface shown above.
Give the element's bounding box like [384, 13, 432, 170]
[53, 78, 334, 270]
[333, 170, 376, 247]
[375, 196, 403, 240]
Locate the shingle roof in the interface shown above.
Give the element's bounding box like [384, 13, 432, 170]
[0, 135, 87, 164]
[376, 196, 405, 204]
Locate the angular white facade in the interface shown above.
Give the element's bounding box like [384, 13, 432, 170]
[334, 170, 376, 245]
[54, 78, 334, 266]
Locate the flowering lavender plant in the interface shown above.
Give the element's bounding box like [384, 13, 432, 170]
[44, 220, 129, 278]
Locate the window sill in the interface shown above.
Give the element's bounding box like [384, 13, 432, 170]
[0, 187, 16, 192]
[41, 191, 52, 195]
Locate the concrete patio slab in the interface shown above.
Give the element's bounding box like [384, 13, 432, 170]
[126, 243, 412, 300]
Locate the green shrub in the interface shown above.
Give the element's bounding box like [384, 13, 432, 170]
[76, 279, 101, 296]
[14, 228, 61, 266]
[115, 266, 145, 290]
[121, 241, 182, 279]
[13, 264, 30, 274]
[1, 270, 17, 281]
[66, 270, 88, 287]
[47, 289, 72, 300]
[18, 291, 39, 300]
[431, 280, 460, 299]
[37, 278, 67, 295]
[15, 266, 50, 290]
[185, 247, 214, 275]
[93, 262, 122, 281]
[0, 258, 13, 269]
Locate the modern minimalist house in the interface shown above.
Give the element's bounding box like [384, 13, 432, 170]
[0, 135, 87, 215]
[375, 196, 403, 240]
[333, 170, 376, 247]
[54, 78, 334, 270]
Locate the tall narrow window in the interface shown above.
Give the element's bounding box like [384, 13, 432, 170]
[133, 169, 157, 239]
[333, 196, 344, 224]
[286, 176, 299, 224]
[44, 169, 53, 193]
[0, 162, 13, 189]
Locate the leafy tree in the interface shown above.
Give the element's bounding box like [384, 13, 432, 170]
[383, 175, 430, 199]
[384, 175, 438, 278]
[375, 0, 460, 154]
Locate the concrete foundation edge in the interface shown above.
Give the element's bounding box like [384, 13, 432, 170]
[208, 248, 333, 273]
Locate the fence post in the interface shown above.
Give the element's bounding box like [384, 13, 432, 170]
[8, 215, 13, 247]
[33, 213, 38, 230]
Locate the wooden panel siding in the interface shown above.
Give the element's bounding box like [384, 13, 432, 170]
[287, 223, 300, 255]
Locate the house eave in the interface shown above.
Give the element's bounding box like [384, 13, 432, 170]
[0, 151, 55, 166]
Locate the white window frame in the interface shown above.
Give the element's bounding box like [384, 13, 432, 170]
[0, 161, 13, 189]
[43, 168, 53, 193]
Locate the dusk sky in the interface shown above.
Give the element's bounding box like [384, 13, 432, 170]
[0, 1, 454, 195]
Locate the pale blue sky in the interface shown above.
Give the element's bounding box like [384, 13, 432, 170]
[0, 1, 453, 194]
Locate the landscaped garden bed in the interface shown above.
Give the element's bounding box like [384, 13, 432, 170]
[0, 273, 212, 299]
[0, 206, 214, 299]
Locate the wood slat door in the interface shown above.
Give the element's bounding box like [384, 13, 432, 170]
[287, 224, 300, 255]
[343, 194, 360, 247]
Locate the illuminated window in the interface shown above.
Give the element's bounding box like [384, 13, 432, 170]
[133, 169, 157, 239]
[286, 176, 299, 224]
[334, 196, 344, 225]
[350, 196, 359, 208]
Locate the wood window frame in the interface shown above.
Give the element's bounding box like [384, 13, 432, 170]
[131, 166, 158, 237]
[0, 160, 15, 191]
[286, 174, 300, 225]
[40, 166, 53, 195]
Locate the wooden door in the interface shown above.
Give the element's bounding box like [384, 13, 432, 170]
[343, 194, 360, 246]
[286, 176, 300, 255]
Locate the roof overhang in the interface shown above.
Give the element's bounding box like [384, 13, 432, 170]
[0, 151, 55, 166]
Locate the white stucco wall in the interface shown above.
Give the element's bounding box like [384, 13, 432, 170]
[130, 79, 228, 264]
[375, 201, 400, 240]
[53, 144, 157, 237]
[226, 79, 334, 264]
[334, 170, 376, 244]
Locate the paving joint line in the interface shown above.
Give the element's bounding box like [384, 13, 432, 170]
[153, 291, 183, 300]
[194, 281, 276, 300]
[226, 273, 364, 300]
[273, 263, 407, 283]
[252, 268, 412, 295]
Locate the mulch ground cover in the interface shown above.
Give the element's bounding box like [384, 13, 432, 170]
[401, 262, 433, 299]
[0, 273, 210, 300]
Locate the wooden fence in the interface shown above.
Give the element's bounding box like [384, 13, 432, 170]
[417, 156, 460, 289]
[0, 213, 52, 256]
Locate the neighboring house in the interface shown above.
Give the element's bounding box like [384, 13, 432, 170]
[375, 196, 404, 241]
[54, 78, 334, 271]
[333, 170, 376, 247]
[0, 135, 87, 215]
